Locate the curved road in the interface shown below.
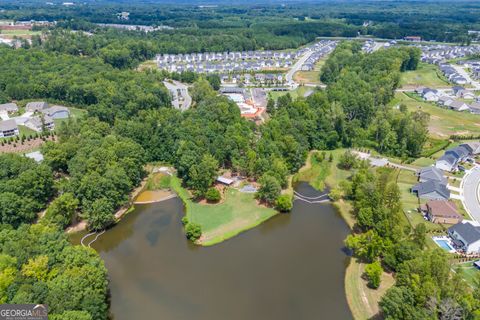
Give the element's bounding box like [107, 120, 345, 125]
[461, 166, 480, 222]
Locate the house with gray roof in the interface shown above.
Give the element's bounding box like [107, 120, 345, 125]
[461, 142, 480, 155]
[26, 101, 49, 112]
[0, 103, 19, 113]
[448, 220, 480, 253]
[449, 100, 470, 111]
[438, 96, 454, 107]
[417, 166, 447, 184]
[24, 115, 54, 132]
[0, 119, 19, 138]
[41, 105, 70, 119]
[412, 180, 450, 200]
[436, 153, 459, 172]
[436, 145, 471, 172]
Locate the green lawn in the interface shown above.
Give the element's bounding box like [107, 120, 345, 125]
[18, 125, 37, 137]
[455, 261, 479, 287]
[396, 169, 445, 237]
[170, 176, 277, 246]
[0, 30, 41, 36]
[269, 86, 312, 101]
[400, 63, 449, 88]
[295, 149, 352, 191]
[390, 93, 480, 139]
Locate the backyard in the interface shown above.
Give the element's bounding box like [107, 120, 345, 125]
[454, 261, 479, 287]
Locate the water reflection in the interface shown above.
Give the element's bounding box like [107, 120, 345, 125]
[74, 182, 353, 320]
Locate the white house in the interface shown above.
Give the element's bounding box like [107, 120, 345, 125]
[424, 91, 439, 102]
[0, 119, 19, 138]
[448, 220, 480, 254]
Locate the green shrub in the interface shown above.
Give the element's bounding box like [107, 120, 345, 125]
[185, 222, 202, 241]
[275, 194, 293, 212]
[205, 187, 221, 202]
[364, 260, 382, 289]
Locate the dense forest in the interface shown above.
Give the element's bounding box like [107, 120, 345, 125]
[2, 1, 480, 62]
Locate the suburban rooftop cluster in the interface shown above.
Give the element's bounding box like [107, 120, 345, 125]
[155, 40, 336, 74]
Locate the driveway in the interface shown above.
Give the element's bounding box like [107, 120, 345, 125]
[451, 65, 480, 90]
[461, 166, 480, 222]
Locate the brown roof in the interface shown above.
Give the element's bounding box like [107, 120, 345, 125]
[426, 200, 461, 218]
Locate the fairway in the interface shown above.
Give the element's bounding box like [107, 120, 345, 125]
[390, 92, 480, 139]
[400, 63, 449, 88]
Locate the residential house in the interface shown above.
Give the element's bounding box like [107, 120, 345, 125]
[41, 106, 70, 119]
[469, 101, 480, 114]
[417, 166, 447, 184]
[412, 180, 450, 200]
[0, 119, 19, 138]
[448, 220, 480, 254]
[461, 142, 480, 155]
[436, 145, 471, 171]
[449, 100, 470, 111]
[26, 101, 48, 112]
[423, 89, 439, 102]
[452, 86, 465, 96]
[438, 96, 454, 107]
[422, 200, 462, 224]
[24, 115, 54, 132]
[436, 153, 460, 172]
[0, 103, 18, 113]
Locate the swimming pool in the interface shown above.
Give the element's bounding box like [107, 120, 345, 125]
[434, 239, 455, 252]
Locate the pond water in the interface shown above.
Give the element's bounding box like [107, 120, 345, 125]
[75, 183, 352, 320]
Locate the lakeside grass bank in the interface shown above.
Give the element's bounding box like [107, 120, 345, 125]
[169, 175, 278, 246]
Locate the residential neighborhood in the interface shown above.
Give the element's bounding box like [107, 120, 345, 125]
[155, 40, 337, 85]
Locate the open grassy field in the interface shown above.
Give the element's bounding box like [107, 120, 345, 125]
[400, 63, 449, 89]
[390, 92, 480, 139]
[293, 57, 327, 85]
[268, 86, 312, 101]
[455, 261, 479, 287]
[295, 149, 352, 191]
[345, 259, 395, 320]
[170, 176, 277, 246]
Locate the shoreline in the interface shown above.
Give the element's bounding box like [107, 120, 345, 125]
[67, 169, 170, 234]
[296, 149, 393, 320]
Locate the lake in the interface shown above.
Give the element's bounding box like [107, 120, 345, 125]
[77, 183, 352, 320]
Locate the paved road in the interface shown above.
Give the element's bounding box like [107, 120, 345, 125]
[452, 65, 480, 90]
[163, 80, 192, 111]
[461, 166, 480, 222]
[285, 49, 315, 85]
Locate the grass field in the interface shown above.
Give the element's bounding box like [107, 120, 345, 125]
[0, 29, 41, 36]
[293, 57, 327, 85]
[400, 63, 449, 88]
[455, 261, 479, 287]
[345, 259, 395, 320]
[295, 149, 352, 191]
[170, 176, 277, 246]
[390, 93, 480, 139]
[268, 86, 312, 101]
